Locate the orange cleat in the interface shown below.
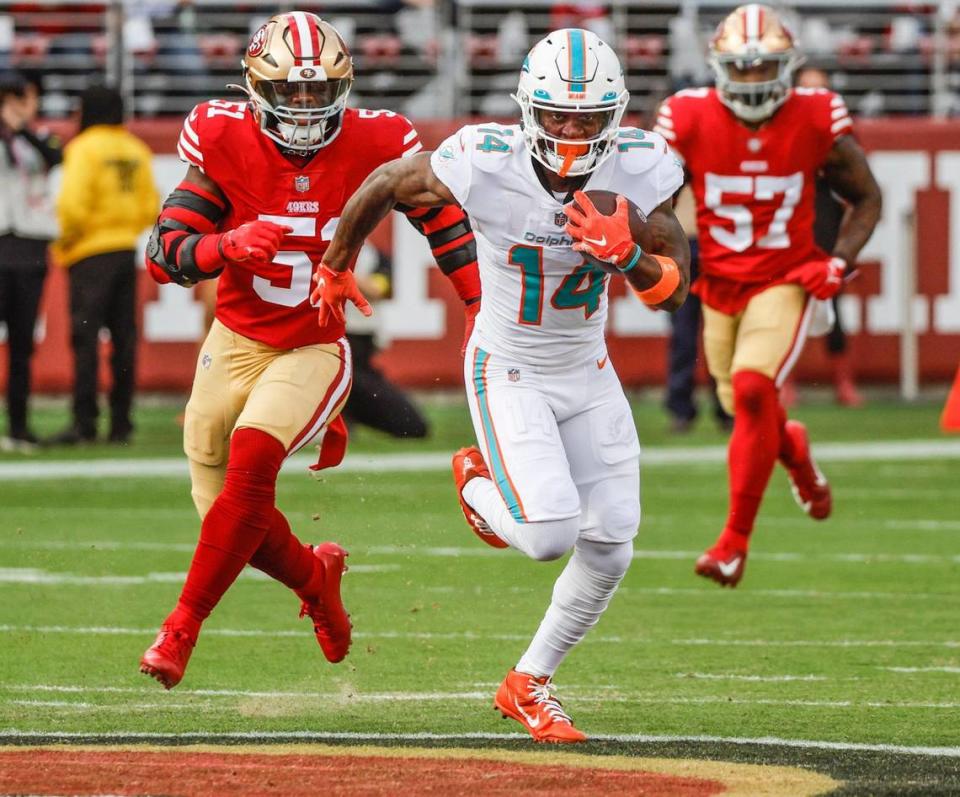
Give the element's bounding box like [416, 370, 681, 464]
[296, 542, 352, 663]
[140, 624, 196, 689]
[451, 446, 507, 548]
[781, 420, 832, 520]
[493, 669, 587, 743]
[695, 544, 747, 588]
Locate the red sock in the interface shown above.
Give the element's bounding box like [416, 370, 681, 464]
[248, 508, 315, 591]
[166, 427, 286, 636]
[720, 371, 782, 552]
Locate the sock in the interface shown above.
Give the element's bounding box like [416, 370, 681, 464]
[720, 371, 781, 552]
[248, 508, 315, 591]
[515, 541, 631, 678]
[166, 427, 287, 637]
[462, 477, 578, 561]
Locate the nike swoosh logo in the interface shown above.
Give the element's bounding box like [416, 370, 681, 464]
[583, 235, 606, 247]
[514, 699, 540, 728]
[717, 557, 742, 578]
[597, 356, 607, 369]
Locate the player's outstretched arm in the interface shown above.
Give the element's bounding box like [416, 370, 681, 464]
[323, 153, 456, 274]
[822, 136, 882, 272]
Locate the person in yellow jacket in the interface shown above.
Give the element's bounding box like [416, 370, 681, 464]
[49, 86, 158, 445]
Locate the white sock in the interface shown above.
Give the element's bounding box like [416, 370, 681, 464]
[515, 541, 631, 678]
[462, 477, 578, 560]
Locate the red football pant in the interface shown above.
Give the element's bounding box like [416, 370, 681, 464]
[167, 427, 309, 635]
[721, 370, 790, 550]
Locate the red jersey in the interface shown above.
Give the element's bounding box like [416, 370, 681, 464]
[177, 102, 424, 348]
[655, 87, 853, 313]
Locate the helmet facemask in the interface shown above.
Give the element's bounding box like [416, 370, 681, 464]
[245, 69, 352, 152]
[709, 51, 802, 122]
[514, 90, 627, 177]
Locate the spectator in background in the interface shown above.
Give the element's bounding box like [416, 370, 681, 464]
[664, 184, 732, 433]
[48, 86, 158, 445]
[344, 245, 428, 439]
[783, 67, 864, 408]
[0, 70, 60, 452]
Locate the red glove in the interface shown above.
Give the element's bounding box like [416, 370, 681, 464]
[310, 264, 373, 327]
[461, 300, 480, 357]
[564, 190, 637, 268]
[219, 220, 291, 264]
[786, 256, 847, 300]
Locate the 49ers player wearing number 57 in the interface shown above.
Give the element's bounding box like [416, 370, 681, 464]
[139, 12, 481, 688]
[654, 4, 881, 588]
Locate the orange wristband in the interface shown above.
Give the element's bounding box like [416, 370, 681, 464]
[632, 255, 680, 306]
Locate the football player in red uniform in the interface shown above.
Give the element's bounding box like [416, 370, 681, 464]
[139, 12, 481, 688]
[654, 4, 881, 587]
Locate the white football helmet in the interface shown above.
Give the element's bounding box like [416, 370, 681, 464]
[707, 4, 804, 123]
[240, 11, 354, 152]
[513, 28, 629, 177]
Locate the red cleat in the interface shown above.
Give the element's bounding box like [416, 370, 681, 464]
[781, 420, 832, 520]
[140, 624, 196, 689]
[695, 544, 747, 588]
[451, 446, 507, 548]
[494, 669, 586, 743]
[297, 542, 352, 663]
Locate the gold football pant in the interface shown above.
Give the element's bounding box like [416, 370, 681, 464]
[703, 284, 815, 415]
[183, 319, 351, 517]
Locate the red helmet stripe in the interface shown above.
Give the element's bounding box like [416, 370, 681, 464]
[288, 11, 316, 62]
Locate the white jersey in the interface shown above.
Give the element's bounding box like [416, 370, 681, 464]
[430, 123, 683, 365]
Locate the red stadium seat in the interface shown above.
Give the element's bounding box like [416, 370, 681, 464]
[198, 33, 241, 66]
[359, 33, 402, 67]
[12, 33, 50, 63]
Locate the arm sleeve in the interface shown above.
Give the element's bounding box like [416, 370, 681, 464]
[825, 91, 854, 143]
[653, 96, 686, 164]
[428, 127, 475, 210]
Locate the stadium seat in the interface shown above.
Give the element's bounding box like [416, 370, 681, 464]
[624, 34, 665, 68]
[359, 33, 402, 67]
[12, 33, 50, 62]
[198, 33, 241, 67]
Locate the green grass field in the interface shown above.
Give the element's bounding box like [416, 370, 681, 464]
[1, 395, 958, 793]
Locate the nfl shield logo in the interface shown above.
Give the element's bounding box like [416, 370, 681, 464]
[554, 211, 567, 227]
[507, 368, 521, 383]
[295, 175, 310, 193]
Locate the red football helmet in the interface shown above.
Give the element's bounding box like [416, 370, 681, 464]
[240, 12, 354, 152]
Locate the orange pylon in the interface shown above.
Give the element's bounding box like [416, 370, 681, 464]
[941, 365, 960, 432]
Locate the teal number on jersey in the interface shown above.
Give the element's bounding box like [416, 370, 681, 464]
[509, 246, 606, 324]
[552, 264, 606, 319]
[476, 127, 513, 153]
[508, 244, 544, 325]
[618, 129, 655, 152]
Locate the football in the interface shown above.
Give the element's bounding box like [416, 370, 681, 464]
[568, 190, 655, 274]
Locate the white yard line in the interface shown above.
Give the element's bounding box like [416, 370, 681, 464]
[1, 624, 958, 650]
[882, 666, 960, 674]
[0, 564, 396, 585]
[0, 729, 956, 758]
[2, 688, 959, 711]
[1, 438, 959, 481]
[675, 673, 828, 682]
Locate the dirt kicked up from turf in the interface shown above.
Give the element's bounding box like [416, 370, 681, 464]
[0, 744, 837, 796]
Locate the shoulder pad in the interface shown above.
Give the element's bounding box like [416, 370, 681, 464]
[612, 128, 671, 175]
[469, 124, 520, 173]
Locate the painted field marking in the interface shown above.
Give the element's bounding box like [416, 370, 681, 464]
[882, 666, 960, 674]
[675, 673, 828, 682]
[0, 564, 397, 585]
[1, 624, 958, 650]
[1, 438, 959, 481]
[2, 687, 960, 711]
[0, 729, 957, 758]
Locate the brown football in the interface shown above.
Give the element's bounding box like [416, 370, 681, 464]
[569, 190, 655, 274]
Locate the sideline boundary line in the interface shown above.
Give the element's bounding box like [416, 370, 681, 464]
[1, 729, 958, 758]
[1, 438, 959, 481]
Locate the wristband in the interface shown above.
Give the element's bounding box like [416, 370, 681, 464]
[617, 245, 643, 273]
[632, 255, 680, 306]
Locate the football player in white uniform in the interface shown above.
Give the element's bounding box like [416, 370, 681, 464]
[319, 29, 690, 742]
